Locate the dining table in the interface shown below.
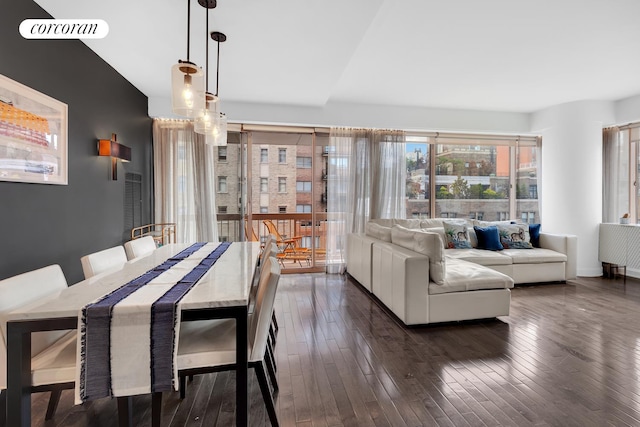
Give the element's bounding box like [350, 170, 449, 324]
[6, 241, 261, 427]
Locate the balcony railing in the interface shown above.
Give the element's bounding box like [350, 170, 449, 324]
[217, 213, 328, 272]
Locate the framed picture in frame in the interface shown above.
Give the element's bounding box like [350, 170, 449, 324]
[0, 74, 68, 185]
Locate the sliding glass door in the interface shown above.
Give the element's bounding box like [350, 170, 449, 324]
[244, 130, 327, 272]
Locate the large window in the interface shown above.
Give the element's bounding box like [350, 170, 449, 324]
[406, 137, 430, 218]
[516, 143, 540, 224]
[435, 142, 509, 221]
[278, 148, 286, 163]
[405, 134, 540, 221]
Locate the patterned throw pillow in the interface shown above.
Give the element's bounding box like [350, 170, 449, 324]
[443, 221, 472, 249]
[497, 223, 533, 249]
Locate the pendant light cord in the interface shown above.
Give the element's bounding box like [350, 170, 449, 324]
[205, 7, 209, 92]
[186, 0, 191, 61]
[215, 35, 220, 97]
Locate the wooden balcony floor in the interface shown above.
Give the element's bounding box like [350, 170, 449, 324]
[7, 274, 640, 426]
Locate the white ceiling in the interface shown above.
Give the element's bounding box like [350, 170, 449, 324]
[33, 0, 640, 114]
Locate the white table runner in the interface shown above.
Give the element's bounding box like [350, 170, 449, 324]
[75, 242, 231, 404]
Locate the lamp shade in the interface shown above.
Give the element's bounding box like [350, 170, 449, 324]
[206, 112, 227, 146]
[194, 92, 219, 135]
[171, 61, 205, 118]
[98, 138, 131, 162]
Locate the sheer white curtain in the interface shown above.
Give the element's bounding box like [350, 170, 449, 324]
[326, 127, 406, 273]
[153, 119, 219, 243]
[602, 126, 628, 223]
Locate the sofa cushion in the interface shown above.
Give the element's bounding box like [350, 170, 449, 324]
[395, 219, 423, 229]
[420, 219, 444, 228]
[444, 248, 512, 266]
[443, 221, 472, 249]
[429, 258, 514, 295]
[391, 225, 446, 284]
[501, 248, 567, 264]
[365, 222, 392, 242]
[369, 219, 395, 228]
[474, 225, 503, 251]
[474, 220, 514, 227]
[369, 218, 423, 229]
[497, 223, 533, 249]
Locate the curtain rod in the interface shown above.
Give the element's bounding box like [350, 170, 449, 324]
[225, 121, 538, 142]
[617, 122, 640, 131]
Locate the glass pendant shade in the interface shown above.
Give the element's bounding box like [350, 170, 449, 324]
[171, 61, 205, 118]
[205, 112, 227, 146]
[194, 93, 218, 135]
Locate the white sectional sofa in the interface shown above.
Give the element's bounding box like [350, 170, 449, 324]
[347, 218, 577, 326]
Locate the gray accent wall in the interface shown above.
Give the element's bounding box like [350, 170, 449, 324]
[0, 0, 153, 282]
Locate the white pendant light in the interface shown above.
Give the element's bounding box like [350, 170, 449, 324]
[171, 0, 205, 118]
[207, 112, 227, 146]
[197, 29, 228, 146]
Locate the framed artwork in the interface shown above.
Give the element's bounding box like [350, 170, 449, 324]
[0, 74, 68, 185]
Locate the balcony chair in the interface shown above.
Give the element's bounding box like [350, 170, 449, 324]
[123, 235, 157, 261]
[0, 265, 77, 420]
[262, 220, 311, 267]
[169, 257, 282, 427]
[80, 245, 128, 279]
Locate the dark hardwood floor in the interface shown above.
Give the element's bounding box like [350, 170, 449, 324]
[9, 273, 640, 426]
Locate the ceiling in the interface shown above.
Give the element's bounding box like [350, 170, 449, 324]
[34, 0, 640, 114]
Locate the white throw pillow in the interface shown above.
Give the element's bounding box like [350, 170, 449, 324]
[391, 225, 446, 285]
[365, 222, 392, 242]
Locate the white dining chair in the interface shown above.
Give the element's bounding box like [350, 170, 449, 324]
[80, 245, 128, 279]
[175, 257, 282, 426]
[124, 236, 157, 261]
[0, 265, 77, 420]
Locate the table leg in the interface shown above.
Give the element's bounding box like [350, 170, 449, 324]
[117, 396, 133, 427]
[236, 306, 248, 427]
[6, 322, 31, 427]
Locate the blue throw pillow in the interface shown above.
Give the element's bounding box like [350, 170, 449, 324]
[474, 225, 503, 251]
[529, 223, 541, 248]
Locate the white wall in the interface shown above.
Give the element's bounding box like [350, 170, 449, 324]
[615, 93, 640, 126]
[531, 100, 615, 277]
[149, 97, 532, 134]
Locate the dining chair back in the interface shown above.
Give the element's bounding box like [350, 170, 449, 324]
[124, 236, 157, 261]
[260, 241, 280, 267]
[175, 257, 282, 426]
[0, 265, 77, 419]
[80, 245, 128, 279]
[249, 258, 281, 362]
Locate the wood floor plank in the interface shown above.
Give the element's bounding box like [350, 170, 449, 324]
[25, 274, 640, 427]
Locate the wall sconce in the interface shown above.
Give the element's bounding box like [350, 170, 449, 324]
[98, 133, 131, 180]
